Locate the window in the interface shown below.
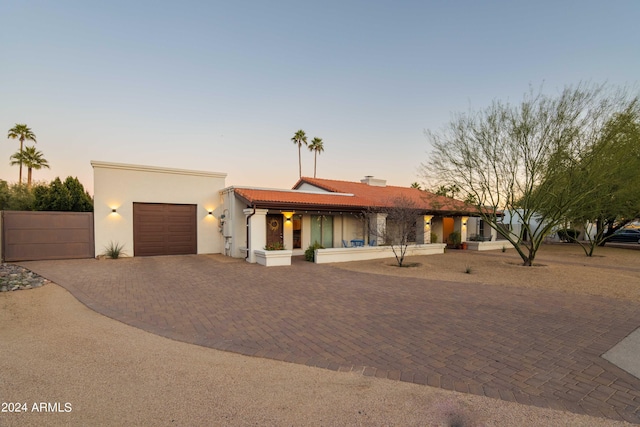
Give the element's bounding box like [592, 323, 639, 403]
[310, 215, 333, 248]
[293, 214, 302, 249]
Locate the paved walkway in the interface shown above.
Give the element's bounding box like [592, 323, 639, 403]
[21, 255, 640, 423]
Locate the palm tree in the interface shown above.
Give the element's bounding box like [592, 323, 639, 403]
[10, 146, 49, 188]
[410, 182, 422, 189]
[7, 124, 37, 184]
[308, 137, 324, 178]
[291, 129, 308, 178]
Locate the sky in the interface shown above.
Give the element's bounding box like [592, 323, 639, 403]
[2, 1, 639, 194]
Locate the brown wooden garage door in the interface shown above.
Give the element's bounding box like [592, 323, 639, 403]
[133, 203, 197, 256]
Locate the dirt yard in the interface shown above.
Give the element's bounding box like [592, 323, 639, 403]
[334, 243, 640, 303]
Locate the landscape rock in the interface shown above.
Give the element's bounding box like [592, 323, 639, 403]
[0, 264, 48, 291]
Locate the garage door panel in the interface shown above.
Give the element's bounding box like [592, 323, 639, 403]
[167, 224, 193, 232]
[138, 224, 166, 233]
[133, 203, 197, 256]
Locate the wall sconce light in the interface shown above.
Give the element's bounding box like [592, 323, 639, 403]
[462, 221, 467, 226]
[208, 211, 213, 215]
[112, 208, 117, 213]
[286, 217, 292, 223]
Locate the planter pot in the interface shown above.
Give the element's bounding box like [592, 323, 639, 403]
[461, 242, 468, 250]
[254, 249, 292, 267]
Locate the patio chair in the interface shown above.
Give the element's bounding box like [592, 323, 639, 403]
[342, 239, 350, 248]
[369, 240, 376, 246]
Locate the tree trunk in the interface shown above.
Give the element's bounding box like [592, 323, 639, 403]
[27, 168, 32, 188]
[298, 145, 302, 178]
[313, 152, 317, 178]
[19, 139, 24, 184]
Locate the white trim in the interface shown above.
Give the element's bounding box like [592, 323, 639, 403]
[220, 185, 354, 197]
[91, 161, 227, 179]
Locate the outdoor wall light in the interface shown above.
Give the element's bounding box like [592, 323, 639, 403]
[208, 210, 213, 215]
[462, 221, 467, 226]
[112, 208, 117, 213]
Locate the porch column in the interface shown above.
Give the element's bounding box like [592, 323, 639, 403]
[416, 215, 434, 244]
[454, 216, 469, 242]
[243, 208, 269, 263]
[490, 224, 498, 241]
[430, 217, 443, 244]
[368, 213, 387, 245]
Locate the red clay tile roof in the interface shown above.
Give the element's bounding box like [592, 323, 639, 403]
[233, 187, 365, 211]
[232, 177, 480, 215]
[293, 177, 478, 213]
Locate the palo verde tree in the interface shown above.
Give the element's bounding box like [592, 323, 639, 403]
[423, 83, 633, 266]
[558, 101, 640, 256]
[367, 195, 418, 267]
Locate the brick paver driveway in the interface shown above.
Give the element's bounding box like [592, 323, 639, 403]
[22, 255, 640, 423]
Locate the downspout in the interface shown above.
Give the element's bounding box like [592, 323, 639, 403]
[245, 205, 256, 261]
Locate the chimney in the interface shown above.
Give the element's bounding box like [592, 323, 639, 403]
[361, 176, 387, 187]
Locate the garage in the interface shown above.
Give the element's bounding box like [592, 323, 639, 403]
[133, 203, 197, 256]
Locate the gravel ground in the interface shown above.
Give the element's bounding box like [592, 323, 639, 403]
[0, 244, 637, 426]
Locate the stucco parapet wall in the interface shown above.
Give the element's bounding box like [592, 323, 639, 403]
[466, 240, 513, 251]
[91, 161, 227, 179]
[314, 244, 446, 264]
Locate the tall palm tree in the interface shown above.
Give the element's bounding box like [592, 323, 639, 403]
[291, 129, 308, 178]
[308, 137, 324, 178]
[7, 124, 37, 184]
[10, 146, 49, 188]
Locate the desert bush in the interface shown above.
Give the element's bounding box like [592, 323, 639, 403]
[304, 242, 324, 262]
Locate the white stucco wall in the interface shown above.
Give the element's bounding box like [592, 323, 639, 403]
[315, 244, 446, 264]
[92, 161, 226, 257]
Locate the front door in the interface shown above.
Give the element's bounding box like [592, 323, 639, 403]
[266, 214, 283, 249]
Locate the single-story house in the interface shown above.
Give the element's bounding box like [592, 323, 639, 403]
[219, 176, 499, 263]
[92, 161, 499, 263]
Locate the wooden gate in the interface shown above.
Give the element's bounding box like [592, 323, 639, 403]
[1, 211, 95, 262]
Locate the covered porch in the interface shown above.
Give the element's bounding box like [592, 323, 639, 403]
[219, 178, 493, 266]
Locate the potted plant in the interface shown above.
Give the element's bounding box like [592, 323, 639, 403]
[447, 231, 462, 249]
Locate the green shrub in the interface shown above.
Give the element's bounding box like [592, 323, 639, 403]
[447, 231, 461, 248]
[264, 242, 285, 250]
[430, 232, 438, 243]
[304, 241, 324, 262]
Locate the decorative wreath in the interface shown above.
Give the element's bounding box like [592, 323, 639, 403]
[268, 219, 280, 231]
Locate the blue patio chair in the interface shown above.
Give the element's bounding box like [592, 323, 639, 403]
[369, 240, 376, 246]
[342, 239, 349, 248]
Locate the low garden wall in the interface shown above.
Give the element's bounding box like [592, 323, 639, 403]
[314, 244, 446, 264]
[254, 249, 292, 266]
[466, 240, 512, 251]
